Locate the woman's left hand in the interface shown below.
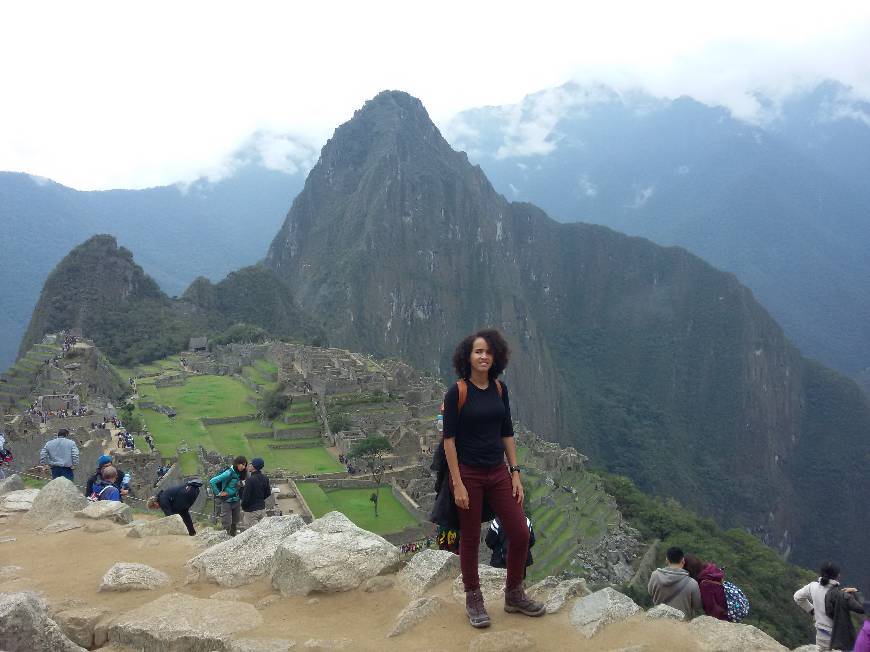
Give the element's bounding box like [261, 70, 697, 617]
[511, 473, 524, 504]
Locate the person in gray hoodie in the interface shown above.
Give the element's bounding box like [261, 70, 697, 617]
[39, 428, 79, 481]
[648, 546, 703, 619]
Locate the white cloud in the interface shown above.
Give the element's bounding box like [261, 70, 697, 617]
[577, 174, 598, 197]
[0, 0, 869, 189]
[627, 184, 655, 209]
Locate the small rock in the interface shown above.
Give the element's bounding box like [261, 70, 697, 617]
[303, 639, 352, 650]
[388, 596, 445, 637]
[527, 576, 589, 614]
[689, 616, 788, 651]
[193, 526, 231, 547]
[210, 588, 255, 601]
[75, 500, 133, 524]
[0, 473, 25, 495]
[0, 535, 16, 543]
[0, 591, 85, 652]
[468, 629, 536, 652]
[360, 576, 395, 593]
[99, 562, 170, 592]
[41, 519, 83, 533]
[398, 549, 461, 598]
[307, 598, 320, 605]
[451, 566, 508, 605]
[127, 514, 189, 537]
[0, 488, 39, 511]
[85, 521, 114, 533]
[54, 606, 111, 649]
[645, 603, 686, 620]
[791, 646, 820, 652]
[0, 565, 23, 580]
[255, 595, 283, 610]
[569, 587, 642, 639]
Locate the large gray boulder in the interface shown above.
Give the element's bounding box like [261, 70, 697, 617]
[193, 526, 231, 548]
[21, 477, 88, 526]
[0, 591, 86, 652]
[108, 592, 262, 651]
[270, 511, 401, 596]
[398, 549, 461, 598]
[75, 500, 133, 524]
[0, 473, 24, 495]
[99, 562, 171, 592]
[54, 606, 111, 649]
[387, 596, 445, 637]
[451, 565, 508, 605]
[690, 615, 788, 651]
[569, 587, 642, 638]
[187, 515, 305, 587]
[527, 576, 590, 614]
[0, 488, 39, 512]
[127, 514, 189, 537]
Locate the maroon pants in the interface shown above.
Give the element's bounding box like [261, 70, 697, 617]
[455, 463, 529, 592]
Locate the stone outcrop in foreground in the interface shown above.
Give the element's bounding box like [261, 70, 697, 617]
[570, 587, 642, 638]
[690, 615, 788, 651]
[21, 477, 88, 527]
[75, 500, 133, 524]
[270, 511, 400, 596]
[127, 514, 189, 537]
[0, 591, 85, 652]
[451, 565, 508, 605]
[0, 488, 39, 512]
[397, 548, 460, 598]
[187, 515, 305, 587]
[108, 592, 262, 651]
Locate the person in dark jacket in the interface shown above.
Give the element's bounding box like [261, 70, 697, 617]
[156, 479, 202, 536]
[85, 455, 130, 500]
[485, 516, 535, 577]
[684, 554, 729, 620]
[825, 585, 865, 651]
[240, 457, 271, 531]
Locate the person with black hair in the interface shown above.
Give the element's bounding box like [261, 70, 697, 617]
[648, 546, 703, 619]
[794, 561, 862, 650]
[240, 457, 271, 531]
[209, 455, 247, 536]
[156, 479, 203, 536]
[39, 428, 79, 480]
[441, 329, 545, 629]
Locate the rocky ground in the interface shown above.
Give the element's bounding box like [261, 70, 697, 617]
[0, 475, 801, 651]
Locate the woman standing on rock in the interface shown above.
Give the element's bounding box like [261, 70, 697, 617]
[209, 456, 247, 536]
[442, 328, 544, 628]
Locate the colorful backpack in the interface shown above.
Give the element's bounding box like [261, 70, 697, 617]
[723, 581, 750, 622]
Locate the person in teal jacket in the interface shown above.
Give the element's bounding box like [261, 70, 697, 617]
[209, 455, 247, 536]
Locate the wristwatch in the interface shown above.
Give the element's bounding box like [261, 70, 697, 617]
[509, 465, 521, 474]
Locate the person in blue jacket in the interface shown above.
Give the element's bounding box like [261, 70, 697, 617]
[209, 456, 247, 536]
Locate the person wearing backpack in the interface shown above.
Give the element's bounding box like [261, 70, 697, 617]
[90, 466, 121, 501]
[825, 582, 865, 650]
[684, 555, 729, 620]
[209, 456, 247, 536]
[648, 546, 703, 619]
[794, 561, 855, 650]
[441, 329, 544, 629]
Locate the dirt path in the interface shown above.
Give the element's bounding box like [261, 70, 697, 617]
[0, 510, 709, 651]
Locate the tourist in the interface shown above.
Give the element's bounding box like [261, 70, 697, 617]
[156, 479, 203, 536]
[855, 601, 870, 652]
[825, 581, 865, 651]
[441, 329, 544, 628]
[209, 456, 247, 536]
[240, 457, 272, 531]
[683, 554, 728, 620]
[647, 546, 703, 619]
[85, 455, 130, 500]
[144, 433, 155, 451]
[485, 515, 536, 578]
[39, 428, 79, 481]
[91, 466, 122, 501]
[794, 561, 854, 650]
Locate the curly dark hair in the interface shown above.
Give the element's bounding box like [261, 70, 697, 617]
[451, 329, 511, 380]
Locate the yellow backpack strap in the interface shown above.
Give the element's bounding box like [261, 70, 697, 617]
[457, 379, 468, 412]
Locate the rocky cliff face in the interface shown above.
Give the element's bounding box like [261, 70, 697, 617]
[265, 91, 869, 578]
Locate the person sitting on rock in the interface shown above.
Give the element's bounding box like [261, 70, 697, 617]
[648, 546, 703, 619]
[240, 457, 271, 531]
[91, 466, 121, 501]
[155, 478, 203, 536]
[209, 456, 247, 536]
[683, 554, 728, 620]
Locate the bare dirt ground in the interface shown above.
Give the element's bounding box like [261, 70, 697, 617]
[0, 511, 705, 651]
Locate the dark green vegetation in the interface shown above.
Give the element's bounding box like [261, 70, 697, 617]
[258, 385, 290, 420]
[602, 473, 815, 649]
[449, 81, 870, 379]
[262, 90, 870, 582]
[0, 162, 303, 370]
[18, 235, 322, 366]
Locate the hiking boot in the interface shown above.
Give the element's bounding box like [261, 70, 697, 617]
[504, 585, 546, 616]
[465, 589, 491, 628]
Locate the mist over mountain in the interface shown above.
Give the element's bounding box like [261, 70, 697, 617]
[446, 81, 870, 380]
[0, 161, 304, 370]
[265, 90, 870, 581]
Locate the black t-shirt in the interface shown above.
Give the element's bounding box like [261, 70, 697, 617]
[442, 379, 514, 467]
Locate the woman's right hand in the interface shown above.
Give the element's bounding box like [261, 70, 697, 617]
[453, 481, 470, 510]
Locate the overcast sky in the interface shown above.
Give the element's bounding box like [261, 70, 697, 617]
[2, 0, 869, 190]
